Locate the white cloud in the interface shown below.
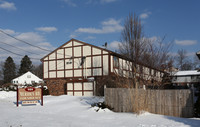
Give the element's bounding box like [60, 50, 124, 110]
[101, 0, 117, 3]
[175, 40, 197, 46]
[62, 0, 77, 7]
[0, 29, 16, 35]
[107, 41, 122, 50]
[140, 12, 151, 19]
[0, 1, 16, 10]
[186, 52, 195, 57]
[16, 32, 46, 43]
[148, 36, 158, 42]
[35, 27, 58, 33]
[169, 52, 195, 57]
[85, 36, 96, 40]
[0, 29, 55, 64]
[75, 18, 123, 34]
[69, 34, 77, 38]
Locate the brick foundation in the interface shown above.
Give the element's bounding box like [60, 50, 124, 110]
[46, 80, 66, 96]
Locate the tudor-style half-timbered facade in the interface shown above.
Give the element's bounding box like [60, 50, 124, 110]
[41, 39, 164, 96]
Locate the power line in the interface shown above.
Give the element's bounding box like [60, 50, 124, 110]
[0, 29, 71, 57]
[0, 47, 40, 60]
[0, 41, 41, 55]
[0, 29, 51, 52]
[0, 47, 23, 56]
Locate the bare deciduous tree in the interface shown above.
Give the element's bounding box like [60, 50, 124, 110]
[142, 37, 173, 70]
[116, 13, 175, 114]
[0, 62, 3, 77]
[119, 13, 173, 88]
[120, 13, 148, 88]
[193, 55, 200, 70]
[176, 49, 188, 70]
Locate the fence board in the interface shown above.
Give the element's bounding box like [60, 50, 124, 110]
[105, 88, 194, 118]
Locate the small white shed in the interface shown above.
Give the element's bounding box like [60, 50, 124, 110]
[12, 71, 43, 85]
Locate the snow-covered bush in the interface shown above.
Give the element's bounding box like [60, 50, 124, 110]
[42, 86, 49, 95]
[91, 102, 113, 112]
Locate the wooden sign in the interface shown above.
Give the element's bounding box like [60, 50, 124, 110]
[17, 87, 43, 106]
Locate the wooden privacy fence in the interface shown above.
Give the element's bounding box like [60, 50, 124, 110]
[105, 88, 194, 118]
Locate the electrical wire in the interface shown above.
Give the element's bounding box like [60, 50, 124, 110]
[0, 41, 41, 55]
[0, 47, 40, 60]
[0, 29, 71, 57]
[0, 29, 51, 52]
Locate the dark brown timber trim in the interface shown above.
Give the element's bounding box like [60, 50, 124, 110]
[64, 48, 66, 78]
[56, 51, 57, 78]
[101, 50, 103, 76]
[48, 56, 49, 78]
[91, 47, 93, 76]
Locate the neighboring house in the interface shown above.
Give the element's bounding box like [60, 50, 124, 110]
[171, 70, 200, 87]
[40, 39, 165, 96]
[12, 71, 43, 85]
[196, 51, 200, 60]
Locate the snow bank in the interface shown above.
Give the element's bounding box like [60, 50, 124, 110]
[0, 91, 16, 99]
[0, 91, 200, 127]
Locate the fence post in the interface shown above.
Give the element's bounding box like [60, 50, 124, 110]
[191, 84, 194, 105]
[16, 86, 18, 107]
[41, 86, 43, 106]
[104, 85, 106, 95]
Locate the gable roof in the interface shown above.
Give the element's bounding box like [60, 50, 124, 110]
[40, 38, 165, 73]
[40, 38, 115, 61]
[12, 71, 42, 81]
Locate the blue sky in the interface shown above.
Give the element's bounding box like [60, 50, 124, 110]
[0, 0, 200, 64]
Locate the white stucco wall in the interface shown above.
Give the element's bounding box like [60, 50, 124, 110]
[42, 40, 109, 79]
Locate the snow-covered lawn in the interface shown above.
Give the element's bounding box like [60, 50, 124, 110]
[0, 91, 200, 127]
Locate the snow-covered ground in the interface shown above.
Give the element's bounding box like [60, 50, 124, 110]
[0, 91, 200, 127]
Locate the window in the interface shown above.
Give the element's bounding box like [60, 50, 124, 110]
[113, 56, 119, 67]
[129, 71, 133, 78]
[154, 70, 156, 76]
[31, 81, 35, 84]
[27, 75, 31, 78]
[191, 76, 196, 80]
[149, 69, 151, 75]
[136, 65, 140, 72]
[119, 68, 123, 76]
[140, 66, 143, 73]
[173, 76, 177, 81]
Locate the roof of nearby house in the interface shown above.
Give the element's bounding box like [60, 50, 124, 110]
[173, 70, 200, 76]
[196, 51, 200, 59]
[40, 38, 165, 73]
[12, 71, 43, 81]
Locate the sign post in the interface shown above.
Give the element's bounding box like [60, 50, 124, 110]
[17, 87, 43, 107]
[41, 86, 43, 106]
[17, 87, 18, 107]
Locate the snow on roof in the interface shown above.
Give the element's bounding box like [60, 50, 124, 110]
[196, 51, 200, 59]
[173, 70, 200, 76]
[12, 71, 42, 81]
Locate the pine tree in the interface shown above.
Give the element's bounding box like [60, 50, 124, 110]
[3, 56, 16, 83]
[32, 63, 43, 79]
[18, 55, 33, 75]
